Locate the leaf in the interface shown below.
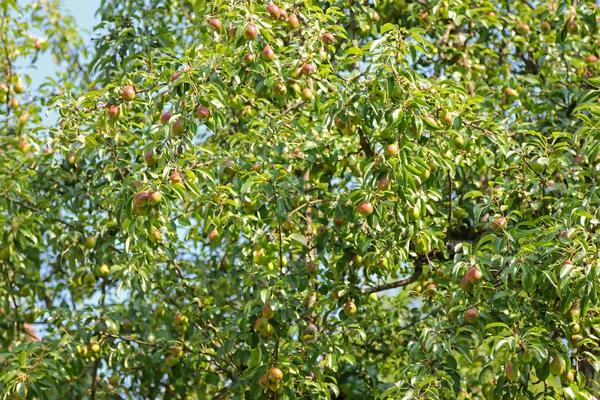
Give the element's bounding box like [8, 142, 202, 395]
[289, 233, 307, 248]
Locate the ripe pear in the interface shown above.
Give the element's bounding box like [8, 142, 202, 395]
[357, 202, 374, 217]
[244, 24, 258, 40]
[467, 267, 483, 284]
[464, 308, 480, 324]
[549, 351, 566, 376]
[270, 367, 283, 381]
[344, 300, 357, 316]
[122, 86, 136, 101]
[262, 302, 275, 318]
[506, 361, 520, 381]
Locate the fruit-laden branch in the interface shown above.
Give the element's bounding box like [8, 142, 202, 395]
[363, 261, 423, 295]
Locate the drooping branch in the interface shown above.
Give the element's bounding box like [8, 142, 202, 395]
[362, 260, 423, 295]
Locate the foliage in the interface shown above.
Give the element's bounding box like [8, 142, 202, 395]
[2, 0, 600, 399]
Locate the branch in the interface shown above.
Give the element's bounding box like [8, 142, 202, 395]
[447, 170, 453, 238]
[358, 128, 375, 159]
[90, 358, 100, 400]
[362, 261, 423, 295]
[0, 193, 79, 229]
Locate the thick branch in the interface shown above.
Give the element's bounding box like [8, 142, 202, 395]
[363, 261, 423, 295]
[358, 128, 375, 159]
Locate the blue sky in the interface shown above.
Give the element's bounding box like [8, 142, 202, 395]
[20, 0, 100, 88]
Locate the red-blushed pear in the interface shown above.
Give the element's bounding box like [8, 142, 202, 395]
[292, 65, 304, 78]
[441, 110, 454, 125]
[108, 375, 119, 386]
[174, 313, 188, 326]
[229, 27, 236, 38]
[322, 33, 335, 45]
[172, 119, 185, 134]
[491, 216, 507, 232]
[145, 149, 156, 166]
[258, 375, 269, 388]
[541, 21, 551, 33]
[301, 88, 313, 101]
[561, 369, 576, 385]
[197, 105, 210, 120]
[67, 152, 76, 165]
[567, 19, 579, 34]
[207, 229, 220, 244]
[306, 261, 318, 276]
[262, 302, 275, 318]
[559, 229, 572, 241]
[504, 87, 518, 98]
[148, 190, 162, 205]
[464, 308, 480, 324]
[122, 86, 136, 101]
[569, 302, 580, 321]
[209, 17, 222, 31]
[270, 367, 283, 381]
[254, 316, 268, 332]
[506, 361, 519, 381]
[34, 37, 44, 50]
[377, 176, 390, 190]
[385, 143, 399, 156]
[150, 227, 162, 243]
[373, 11, 380, 22]
[266, 3, 280, 18]
[134, 191, 149, 207]
[160, 110, 171, 125]
[334, 215, 345, 226]
[287, 14, 300, 28]
[357, 202, 374, 217]
[171, 346, 183, 358]
[262, 45, 275, 61]
[244, 24, 258, 40]
[302, 63, 316, 75]
[44, 147, 52, 154]
[274, 82, 287, 95]
[244, 53, 255, 64]
[334, 117, 346, 130]
[169, 171, 183, 185]
[344, 300, 357, 316]
[516, 22, 530, 35]
[84, 236, 96, 249]
[17, 140, 30, 153]
[165, 355, 178, 367]
[460, 273, 473, 292]
[423, 115, 439, 128]
[570, 334, 583, 347]
[586, 55, 597, 64]
[319, 47, 327, 59]
[252, 162, 263, 173]
[278, 8, 288, 20]
[467, 267, 483, 284]
[108, 105, 121, 120]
